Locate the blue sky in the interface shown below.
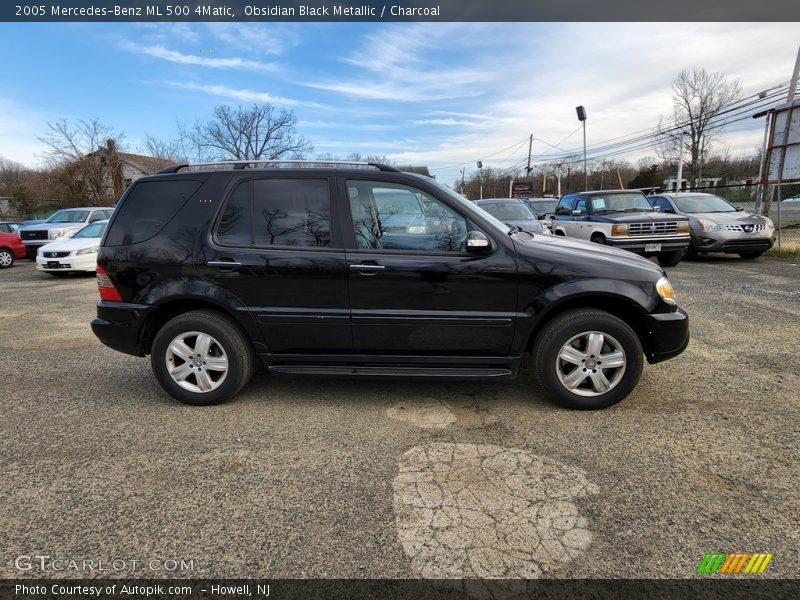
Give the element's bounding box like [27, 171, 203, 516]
[0, 22, 797, 186]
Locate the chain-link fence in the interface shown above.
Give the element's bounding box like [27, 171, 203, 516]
[708, 183, 800, 252]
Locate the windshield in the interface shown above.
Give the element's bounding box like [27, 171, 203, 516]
[72, 221, 106, 239]
[426, 179, 512, 233]
[673, 194, 735, 213]
[46, 209, 89, 224]
[527, 200, 558, 214]
[480, 202, 536, 221]
[591, 193, 652, 213]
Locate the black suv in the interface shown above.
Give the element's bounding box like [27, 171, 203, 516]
[91, 162, 689, 410]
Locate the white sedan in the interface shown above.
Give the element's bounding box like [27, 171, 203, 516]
[36, 220, 107, 275]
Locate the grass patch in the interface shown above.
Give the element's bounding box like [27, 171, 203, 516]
[766, 246, 800, 260]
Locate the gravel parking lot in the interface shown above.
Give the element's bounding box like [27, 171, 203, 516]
[1, 256, 798, 580]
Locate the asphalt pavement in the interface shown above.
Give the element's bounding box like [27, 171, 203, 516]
[1, 255, 798, 580]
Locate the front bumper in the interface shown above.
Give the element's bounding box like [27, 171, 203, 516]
[643, 308, 689, 364]
[36, 253, 97, 272]
[91, 300, 157, 357]
[692, 230, 775, 254]
[605, 235, 691, 254]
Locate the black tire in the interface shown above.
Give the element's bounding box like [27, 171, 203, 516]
[657, 249, 683, 267]
[0, 248, 14, 269]
[590, 233, 606, 244]
[684, 244, 699, 260]
[738, 251, 763, 260]
[533, 309, 643, 410]
[26, 248, 37, 261]
[150, 309, 254, 406]
[554, 230, 565, 237]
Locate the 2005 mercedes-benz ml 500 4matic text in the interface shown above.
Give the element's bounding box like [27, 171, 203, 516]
[91, 161, 689, 410]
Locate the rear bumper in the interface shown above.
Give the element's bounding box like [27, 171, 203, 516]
[605, 236, 691, 254]
[91, 300, 156, 357]
[644, 308, 689, 364]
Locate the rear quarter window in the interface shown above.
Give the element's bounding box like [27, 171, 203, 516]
[104, 179, 202, 246]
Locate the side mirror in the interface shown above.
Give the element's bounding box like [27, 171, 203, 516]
[571, 209, 583, 216]
[466, 231, 492, 253]
[735, 206, 743, 211]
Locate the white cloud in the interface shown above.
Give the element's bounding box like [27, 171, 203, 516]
[162, 81, 324, 109]
[120, 40, 279, 72]
[206, 23, 300, 56]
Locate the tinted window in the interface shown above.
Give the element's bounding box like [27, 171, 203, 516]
[216, 181, 253, 246]
[253, 179, 331, 247]
[105, 179, 202, 246]
[348, 181, 467, 252]
[555, 195, 575, 215]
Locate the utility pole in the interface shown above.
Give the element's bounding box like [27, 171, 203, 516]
[525, 134, 533, 178]
[477, 161, 483, 200]
[675, 133, 686, 192]
[460, 167, 466, 195]
[509, 178, 514, 198]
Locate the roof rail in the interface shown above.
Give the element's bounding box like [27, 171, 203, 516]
[155, 160, 400, 174]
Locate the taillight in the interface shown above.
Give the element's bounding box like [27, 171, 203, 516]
[96, 265, 123, 302]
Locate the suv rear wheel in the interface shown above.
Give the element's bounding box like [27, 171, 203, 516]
[151, 310, 254, 406]
[533, 309, 643, 409]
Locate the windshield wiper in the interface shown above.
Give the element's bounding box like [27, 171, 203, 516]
[508, 225, 523, 235]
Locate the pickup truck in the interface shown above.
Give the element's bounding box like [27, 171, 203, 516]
[18, 207, 114, 260]
[550, 190, 691, 266]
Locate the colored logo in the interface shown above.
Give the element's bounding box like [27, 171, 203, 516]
[696, 552, 773, 574]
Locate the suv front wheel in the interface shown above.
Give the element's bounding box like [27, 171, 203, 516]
[533, 309, 643, 409]
[151, 310, 255, 406]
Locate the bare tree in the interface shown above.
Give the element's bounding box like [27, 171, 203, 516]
[38, 118, 124, 204]
[140, 133, 189, 163]
[185, 104, 312, 161]
[658, 68, 742, 186]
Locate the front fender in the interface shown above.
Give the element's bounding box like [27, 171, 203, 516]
[512, 279, 656, 354]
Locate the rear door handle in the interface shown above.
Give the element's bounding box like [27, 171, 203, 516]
[208, 259, 242, 270]
[349, 263, 385, 275]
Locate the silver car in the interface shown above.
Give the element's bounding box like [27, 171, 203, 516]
[649, 193, 774, 259]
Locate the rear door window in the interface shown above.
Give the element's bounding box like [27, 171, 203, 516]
[104, 179, 202, 245]
[215, 178, 332, 248]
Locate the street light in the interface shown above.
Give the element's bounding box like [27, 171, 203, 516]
[477, 160, 483, 200]
[576, 106, 587, 190]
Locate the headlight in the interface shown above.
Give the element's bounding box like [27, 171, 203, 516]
[656, 276, 677, 306]
[49, 229, 67, 239]
[696, 219, 721, 232]
[611, 223, 629, 237]
[75, 246, 99, 256]
[763, 217, 774, 228]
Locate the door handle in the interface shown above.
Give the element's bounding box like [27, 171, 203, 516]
[349, 263, 385, 275]
[207, 259, 242, 270]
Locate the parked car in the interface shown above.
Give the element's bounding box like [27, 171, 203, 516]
[783, 194, 800, 202]
[0, 221, 20, 234]
[550, 190, 691, 267]
[521, 198, 559, 218]
[18, 207, 114, 260]
[648, 192, 775, 259]
[36, 220, 108, 276]
[91, 161, 688, 410]
[0, 231, 26, 268]
[521, 197, 559, 232]
[474, 198, 546, 234]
